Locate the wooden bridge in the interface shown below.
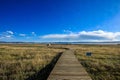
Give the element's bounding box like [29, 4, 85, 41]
[47, 50, 92, 80]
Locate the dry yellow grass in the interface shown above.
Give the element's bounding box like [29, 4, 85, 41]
[0, 44, 64, 80]
[0, 44, 120, 80]
[74, 44, 120, 80]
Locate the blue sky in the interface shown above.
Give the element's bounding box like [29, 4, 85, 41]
[0, 0, 120, 42]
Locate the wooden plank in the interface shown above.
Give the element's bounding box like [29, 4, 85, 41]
[47, 50, 92, 80]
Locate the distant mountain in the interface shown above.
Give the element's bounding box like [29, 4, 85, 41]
[0, 41, 7, 43]
[41, 41, 120, 45]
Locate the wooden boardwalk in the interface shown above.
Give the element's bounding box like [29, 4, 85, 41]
[47, 50, 92, 80]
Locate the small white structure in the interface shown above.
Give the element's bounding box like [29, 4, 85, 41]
[47, 43, 51, 47]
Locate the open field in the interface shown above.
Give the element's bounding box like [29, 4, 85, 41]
[0, 44, 64, 80]
[74, 45, 120, 80]
[0, 44, 120, 80]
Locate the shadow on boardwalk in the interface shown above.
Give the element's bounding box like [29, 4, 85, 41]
[26, 52, 62, 80]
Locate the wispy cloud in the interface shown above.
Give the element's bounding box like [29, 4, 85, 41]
[19, 34, 26, 37]
[63, 30, 73, 33]
[41, 30, 120, 42]
[0, 31, 14, 39]
[6, 31, 14, 35]
[19, 32, 36, 37]
[31, 32, 36, 36]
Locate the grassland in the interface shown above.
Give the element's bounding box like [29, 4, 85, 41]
[0, 44, 120, 80]
[74, 45, 120, 80]
[0, 44, 64, 80]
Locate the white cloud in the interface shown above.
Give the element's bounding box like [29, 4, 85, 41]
[19, 34, 26, 37]
[41, 30, 120, 41]
[0, 31, 14, 39]
[6, 31, 14, 35]
[5, 35, 12, 38]
[1, 30, 120, 42]
[63, 30, 73, 33]
[31, 32, 36, 36]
